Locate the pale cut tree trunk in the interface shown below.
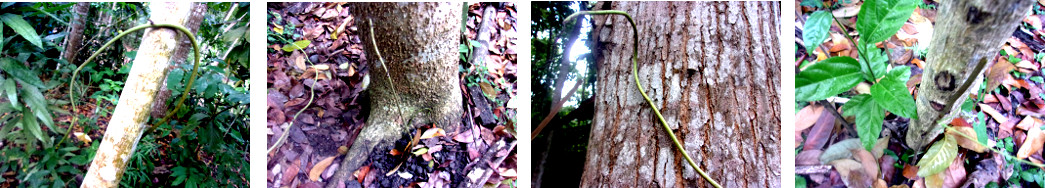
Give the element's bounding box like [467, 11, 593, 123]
[327, 2, 463, 187]
[580, 2, 780, 187]
[907, 0, 1033, 151]
[61, 2, 89, 63]
[81, 2, 192, 187]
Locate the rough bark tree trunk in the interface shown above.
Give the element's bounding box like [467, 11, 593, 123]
[152, 2, 206, 119]
[907, 0, 1033, 151]
[61, 2, 89, 64]
[580, 2, 780, 187]
[81, 2, 191, 188]
[327, 3, 462, 187]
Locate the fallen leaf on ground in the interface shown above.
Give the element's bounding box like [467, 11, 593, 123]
[979, 103, 1008, 123]
[1017, 127, 1044, 159]
[310, 156, 336, 181]
[948, 126, 987, 153]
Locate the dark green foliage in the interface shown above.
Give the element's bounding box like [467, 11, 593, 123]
[0, 2, 248, 187]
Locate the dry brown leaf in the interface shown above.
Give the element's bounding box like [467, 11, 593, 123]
[986, 58, 1016, 92]
[420, 128, 446, 139]
[290, 51, 307, 71]
[796, 104, 825, 131]
[831, 159, 873, 188]
[309, 156, 336, 181]
[1026, 14, 1043, 30]
[832, 4, 861, 17]
[1017, 127, 1044, 159]
[979, 103, 1008, 123]
[353, 166, 370, 183]
[852, 148, 880, 180]
[1016, 116, 1042, 131]
[925, 169, 944, 188]
[828, 33, 852, 53]
[902, 164, 920, 180]
[283, 159, 301, 184]
[1017, 60, 1038, 72]
[797, 150, 823, 166]
[941, 156, 966, 188]
[874, 179, 888, 188]
[948, 126, 987, 153]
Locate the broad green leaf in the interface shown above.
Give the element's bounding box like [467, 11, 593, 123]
[0, 14, 43, 49]
[223, 25, 247, 43]
[974, 112, 988, 146]
[281, 40, 311, 52]
[22, 83, 54, 132]
[166, 69, 185, 92]
[856, 0, 918, 44]
[802, 11, 832, 54]
[3, 78, 18, 110]
[858, 43, 888, 81]
[871, 66, 917, 118]
[0, 58, 45, 88]
[917, 134, 957, 177]
[842, 94, 885, 150]
[23, 110, 45, 143]
[796, 56, 864, 101]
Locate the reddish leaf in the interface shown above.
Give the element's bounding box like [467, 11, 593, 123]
[804, 110, 836, 151]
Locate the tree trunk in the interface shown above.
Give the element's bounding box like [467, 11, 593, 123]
[152, 2, 206, 119]
[81, 2, 191, 187]
[61, 2, 89, 64]
[907, 0, 1033, 151]
[327, 3, 462, 187]
[580, 2, 780, 187]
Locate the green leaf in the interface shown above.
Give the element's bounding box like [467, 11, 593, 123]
[0, 14, 42, 49]
[0, 58, 45, 88]
[795, 56, 864, 101]
[871, 66, 917, 118]
[22, 83, 54, 132]
[23, 111, 45, 143]
[3, 78, 18, 110]
[802, 11, 832, 54]
[1, 20, 5, 52]
[855, 0, 918, 44]
[166, 69, 185, 93]
[281, 40, 311, 52]
[842, 94, 885, 150]
[800, 0, 824, 8]
[917, 134, 957, 177]
[858, 43, 888, 80]
[974, 112, 989, 146]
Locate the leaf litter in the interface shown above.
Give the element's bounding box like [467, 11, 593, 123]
[267, 2, 518, 188]
[797, 2, 1045, 187]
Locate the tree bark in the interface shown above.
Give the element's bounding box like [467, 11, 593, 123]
[581, 2, 780, 187]
[327, 3, 462, 187]
[907, 0, 1033, 151]
[152, 2, 206, 119]
[81, 2, 191, 187]
[61, 2, 89, 64]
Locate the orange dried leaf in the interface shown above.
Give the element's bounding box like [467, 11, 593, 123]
[978, 103, 1008, 123]
[310, 156, 336, 181]
[948, 126, 987, 153]
[1016, 116, 1042, 131]
[1017, 127, 1044, 159]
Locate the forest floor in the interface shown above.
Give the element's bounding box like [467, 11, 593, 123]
[266, 3, 518, 188]
[796, 1, 1045, 188]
